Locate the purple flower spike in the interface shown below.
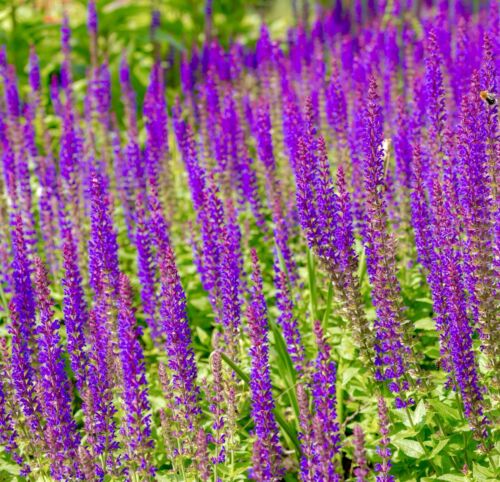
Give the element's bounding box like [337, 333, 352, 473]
[60, 216, 89, 391]
[311, 321, 341, 481]
[88, 0, 98, 35]
[361, 76, 413, 399]
[159, 245, 201, 435]
[84, 300, 120, 478]
[28, 46, 40, 94]
[117, 274, 154, 479]
[247, 249, 283, 481]
[34, 257, 81, 480]
[88, 169, 120, 296]
[0, 339, 29, 475]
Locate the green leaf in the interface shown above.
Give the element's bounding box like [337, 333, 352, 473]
[414, 317, 435, 330]
[473, 462, 496, 480]
[341, 366, 359, 387]
[412, 400, 427, 426]
[393, 439, 425, 458]
[428, 439, 449, 459]
[438, 474, 466, 482]
[429, 400, 460, 421]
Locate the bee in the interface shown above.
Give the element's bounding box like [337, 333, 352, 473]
[480, 90, 496, 106]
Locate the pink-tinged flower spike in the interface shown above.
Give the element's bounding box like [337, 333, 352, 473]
[456, 72, 499, 381]
[375, 397, 394, 482]
[208, 350, 226, 466]
[361, 76, 414, 405]
[296, 383, 315, 482]
[353, 425, 369, 482]
[195, 428, 212, 481]
[33, 257, 82, 480]
[116, 274, 155, 480]
[158, 245, 201, 440]
[311, 321, 341, 481]
[247, 249, 284, 481]
[274, 260, 304, 374]
[60, 212, 89, 391]
[88, 169, 120, 297]
[0, 339, 30, 476]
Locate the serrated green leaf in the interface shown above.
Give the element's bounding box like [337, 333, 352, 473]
[393, 438, 425, 458]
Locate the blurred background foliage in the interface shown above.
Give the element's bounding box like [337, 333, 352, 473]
[0, 0, 333, 107]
